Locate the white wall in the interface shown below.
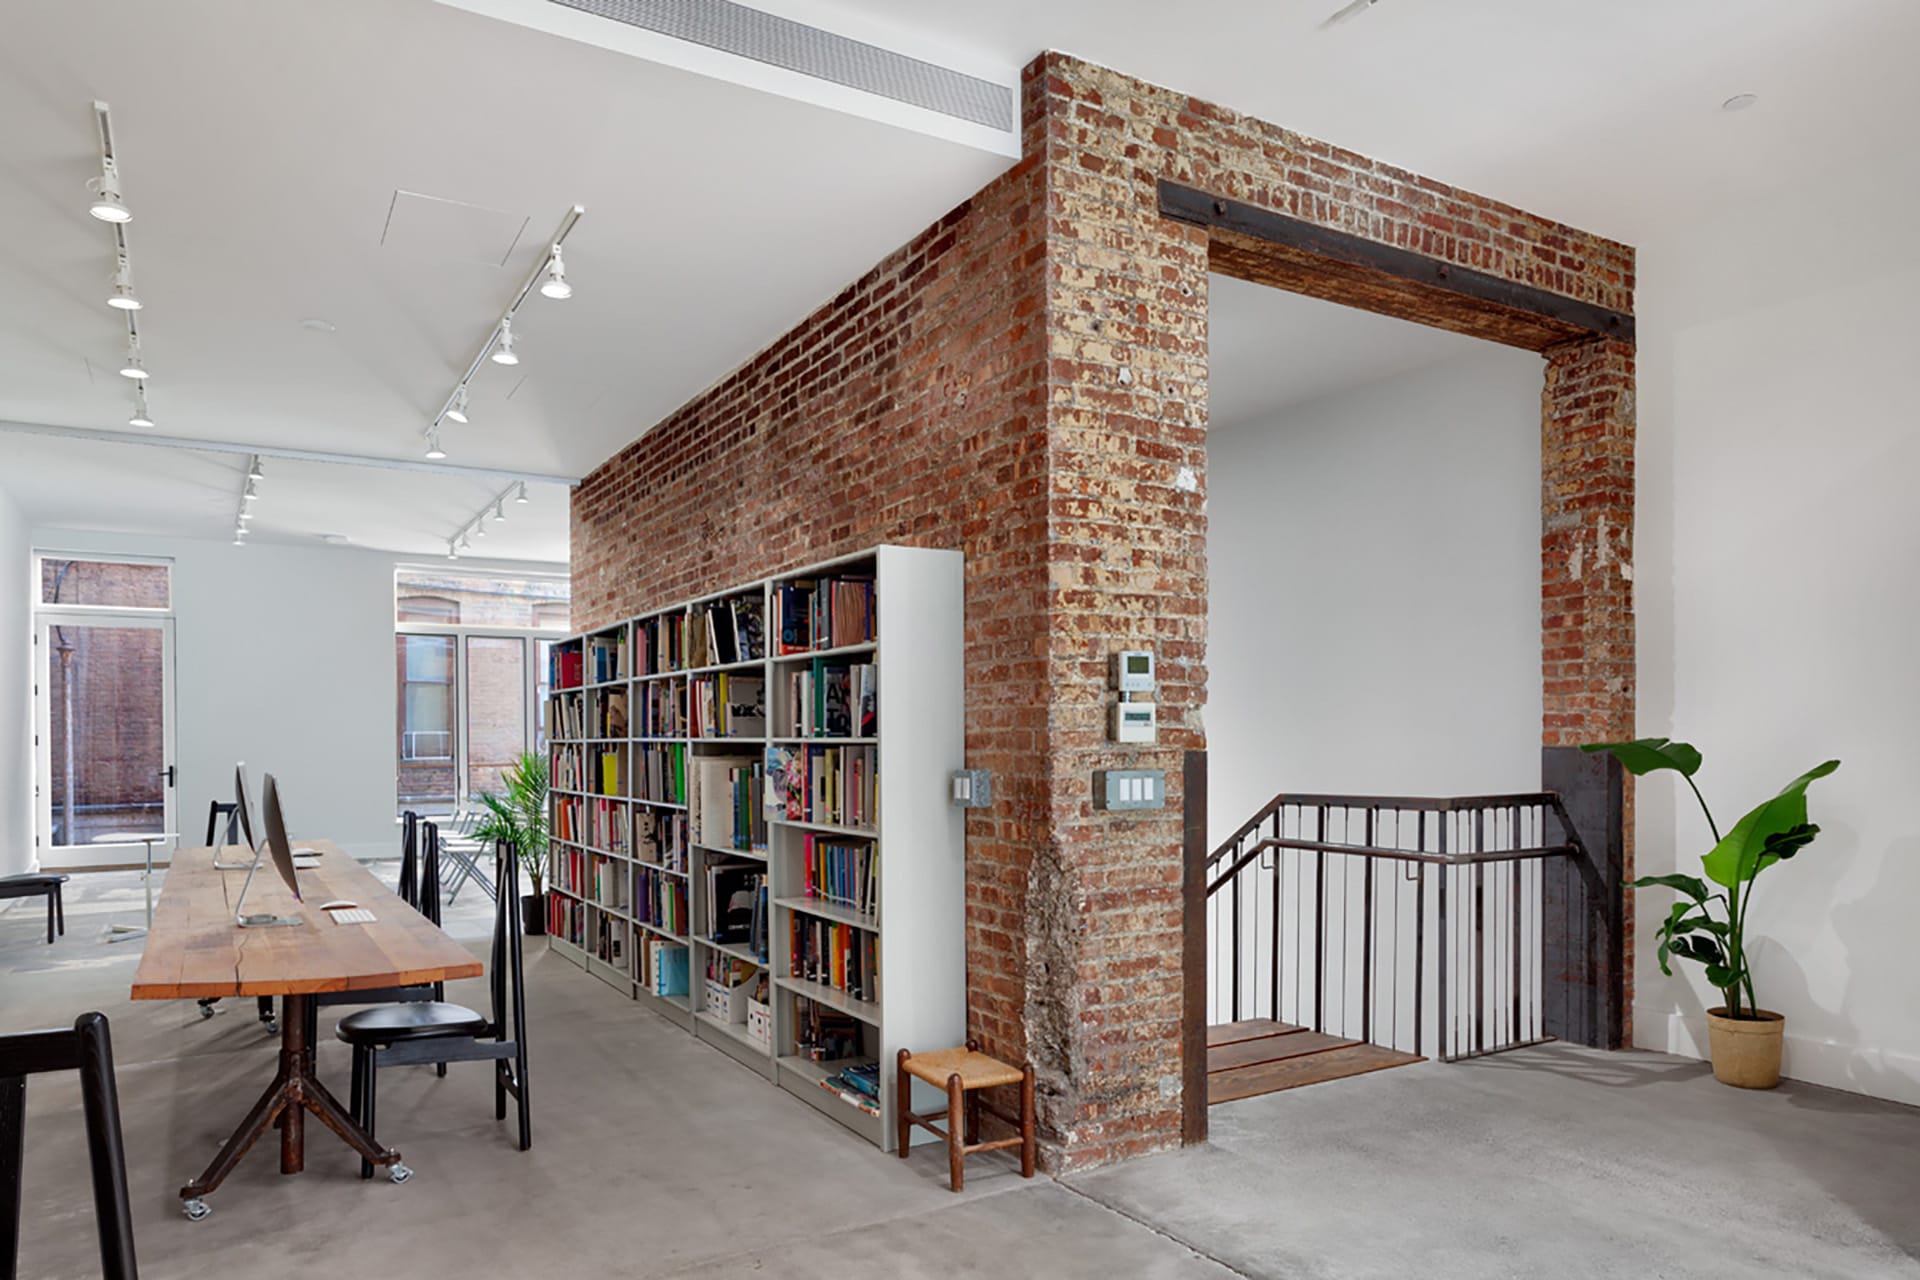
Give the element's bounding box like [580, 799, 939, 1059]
[1634, 166, 1920, 1104]
[1206, 347, 1545, 846]
[30, 528, 560, 862]
[0, 484, 31, 876]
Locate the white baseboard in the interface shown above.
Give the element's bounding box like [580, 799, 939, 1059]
[1634, 1006, 1920, 1108]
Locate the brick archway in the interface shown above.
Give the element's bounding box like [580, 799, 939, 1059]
[571, 52, 1633, 1171]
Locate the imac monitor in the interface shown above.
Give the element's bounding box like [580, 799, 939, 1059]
[212, 763, 260, 869]
[233, 772, 309, 927]
[261, 774, 304, 902]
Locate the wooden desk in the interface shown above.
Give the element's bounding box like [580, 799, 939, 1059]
[131, 841, 482, 1214]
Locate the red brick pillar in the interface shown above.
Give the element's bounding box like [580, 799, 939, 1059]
[1541, 336, 1637, 1036]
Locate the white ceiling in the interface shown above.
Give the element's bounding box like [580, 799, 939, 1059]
[815, 0, 1920, 243]
[4, 433, 572, 563]
[0, 0, 1013, 557]
[1207, 274, 1508, 432]
[2, 0, 1916, 558]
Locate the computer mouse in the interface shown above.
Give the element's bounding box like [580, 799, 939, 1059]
[320, 899, 358, 911]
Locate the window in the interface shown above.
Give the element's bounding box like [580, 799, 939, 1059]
[394, 567, 569, 816]
[397, 594, 461, 625]
[393, 568, 569, 630]
[39, 556, 171, 609]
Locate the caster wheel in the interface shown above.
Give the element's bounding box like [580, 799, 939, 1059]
[389, 1163, 414, 1184]
[183, 1198, 211, 1222]
[263, 1020, 279, 1035]
[198, 1005, 215, 1020]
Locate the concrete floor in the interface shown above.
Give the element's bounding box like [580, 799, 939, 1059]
[4, 871, 1918, 1279]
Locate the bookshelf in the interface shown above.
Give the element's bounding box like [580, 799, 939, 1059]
[545, 545, 964, 1150]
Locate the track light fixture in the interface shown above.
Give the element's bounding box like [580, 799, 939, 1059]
[539, 245, 571, 300]
[447, 540, 460, 560]
[490, 316, 519, 366]
[422, 204, 582, 458]
[128, 387, 154, 428]
[446, 483, 526, 556]
[107, 258, 141, 310]
[118, 340, 148, 380]
[87, 102, 133, 223]
[230, 457, 263, 546]
[248, 457, 265, 481]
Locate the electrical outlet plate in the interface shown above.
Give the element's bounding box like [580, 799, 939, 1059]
[951, 768, 993, 808]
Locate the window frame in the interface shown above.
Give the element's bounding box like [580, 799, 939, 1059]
[392, 565, 568, 817]
[34, 552, 175, 613]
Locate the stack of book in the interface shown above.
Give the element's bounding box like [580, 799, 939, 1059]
[588, 632, 628, 683]
[586, 798, 627, 854]
[595, 689, 628, 737]
[772, 575, 876, 653]
[636, 809, 689, 872]
[790, 915, 878, 1003]
[637, 744, 687, 804]
[694, 756, 767, 854]
[690, 673, 766, 738]
[764, 744, 877, 829]
[782, 660, 876, 738]
[550, 696, 586, 741]
[635, 681, 684, 737]
[801, 835, 876, 919]
[704, 859, 768, 959]
[644, 938, 689, 999]
[635, 867, 688, 936]
[636, 614, 689, 675]
[551, 643, 584, 689]
[693, 596, 766, 666]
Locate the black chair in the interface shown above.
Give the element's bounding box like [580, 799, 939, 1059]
[0, 875, 68, 945]
[304, 821, 445, 1062]
[1, 1013, 139, 1279]
[336, 839, 529, 1181]
[196, 801, 277, 1030]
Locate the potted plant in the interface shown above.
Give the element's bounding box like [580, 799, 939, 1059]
[1583, 738, 1838, 1089]
[471, 750, 551, 938]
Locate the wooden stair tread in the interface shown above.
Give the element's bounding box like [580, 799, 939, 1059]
[1207, 1029, 1351, 1072]
[1206, 1019, 1303, 1047]
[1209, 1042, 1423, 1105]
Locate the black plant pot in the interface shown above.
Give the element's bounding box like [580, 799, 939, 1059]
[522, 891, 548, 937]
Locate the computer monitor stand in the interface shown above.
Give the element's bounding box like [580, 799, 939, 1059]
[233, 844, 303, 928]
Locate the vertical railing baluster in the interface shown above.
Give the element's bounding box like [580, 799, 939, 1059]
[1313, 806, 1328, 1034]
[1231, 838, 1242, 1024]
[1436, 813, 1450, 1061]
[1361, 807, 1374, 1047]
[1269, 810, 1281, 1025]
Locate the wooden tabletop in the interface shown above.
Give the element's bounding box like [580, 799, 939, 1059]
[130, 840, 483, 1000]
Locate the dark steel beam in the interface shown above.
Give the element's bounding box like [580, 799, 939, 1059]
[1157, 181, 1634, 350]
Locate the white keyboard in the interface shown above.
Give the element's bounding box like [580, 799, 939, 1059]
[326, 907, 378, 925]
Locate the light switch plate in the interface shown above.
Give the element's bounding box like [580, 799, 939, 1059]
[951, 769, 993, 808]
[1095, 769, 1165, 810]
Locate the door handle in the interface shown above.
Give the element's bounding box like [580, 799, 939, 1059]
[162, 765, 176, 788]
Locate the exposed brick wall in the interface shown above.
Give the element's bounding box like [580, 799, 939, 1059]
[571, 52, 1636, 1168]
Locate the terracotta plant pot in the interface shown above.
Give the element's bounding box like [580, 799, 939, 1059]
[1706, 1007, 1784, 1089]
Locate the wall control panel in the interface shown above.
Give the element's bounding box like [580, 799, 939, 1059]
[1096, 769, 1166, 810]
[1109, 648, 1157, 743]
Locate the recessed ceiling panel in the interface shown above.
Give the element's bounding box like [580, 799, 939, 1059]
[382, 191, 531, 267]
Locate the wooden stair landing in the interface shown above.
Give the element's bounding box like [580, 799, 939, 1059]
[1207, 1020, 1422, 1104]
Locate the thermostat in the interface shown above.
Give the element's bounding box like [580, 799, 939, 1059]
[1111, 701, 1157, 744]
[1114, 650, 1155, 693]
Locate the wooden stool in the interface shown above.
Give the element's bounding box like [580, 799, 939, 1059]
[897, 1040, 1035, 1191]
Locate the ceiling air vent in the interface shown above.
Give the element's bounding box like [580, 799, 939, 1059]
[550, 0, 1013, 132]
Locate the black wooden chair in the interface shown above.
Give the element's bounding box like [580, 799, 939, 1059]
[304, 820, 445, 1065]
[196, 801, 277, 1029]
[1, 1013, 139, 1279]
[336, 839, 529, 1181]
[0, 875, 68, 945]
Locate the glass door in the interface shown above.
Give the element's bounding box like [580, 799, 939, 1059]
[35, 612, 177, 871]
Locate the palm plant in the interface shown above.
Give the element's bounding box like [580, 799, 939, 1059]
[1582, 738, 1838, 1020]
[469, 750, 550, 899]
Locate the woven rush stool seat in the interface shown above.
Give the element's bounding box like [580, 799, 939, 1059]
[901, 1047, 1025, 1091]
[896, 1040, 1036, 1192]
